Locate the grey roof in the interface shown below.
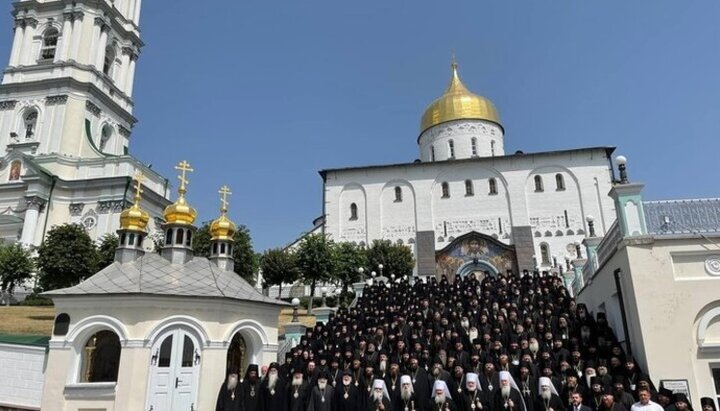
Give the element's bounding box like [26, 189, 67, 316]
[644, 198, 720, 236]
[44, 253, 288, 306]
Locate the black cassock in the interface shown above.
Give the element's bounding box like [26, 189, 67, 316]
[366, 396, 391, 411]
[335, 384, 362, 411]
[259, 379, 287, 411]
[431, 398, 458, 411]
[307, 385, 334, 411]
[240, 379, 261, 411]
[409, 368, 431, 411]
[394, 393, 418, 411]
[287, 382, 309, 411]
[461, 390, 490, 411]
[492, 388, 527, 411]
[533, 394, 564, 411]
[215, 384, 242, 411]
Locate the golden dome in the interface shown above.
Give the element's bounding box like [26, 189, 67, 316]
[210, 186, 237, 241]
[120, 172, 150, 232]
[163, 160, 198, 226]
[420, 61, 501, 134]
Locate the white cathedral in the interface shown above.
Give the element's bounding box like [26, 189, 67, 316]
[0, 0, 169, 251]
[318, 60, 618, 278]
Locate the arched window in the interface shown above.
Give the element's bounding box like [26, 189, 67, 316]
[489, 178, 498, 195]
[430, 145, 436, 162]
[491, 140, 496, 156]
[40, 28, 59, 61]
[540, 243, 550, 265]
[394, 186, 402, 202]
[165, 229, 172, 245]
[441, 182, 450, 198]
[175, 228, 184, 245]
[534, 175, 544, 192]
[99, 125, 113, 151]
[53, 313, 70, 336]
[103, 46, 115, 77]
[471, 138, 478, 156]
[349, 203, 358, 220]
[24, 110, 38, 140]
[448, 140, 455, 158]
[185, 230, 192, 246]
[81, 330, 121, 382]
[556, 173, 565, 191]
[8, 160, 21, 181]
[465, 180, 474, 196]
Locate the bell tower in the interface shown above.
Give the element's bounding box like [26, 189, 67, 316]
[0, 0, 143, 158]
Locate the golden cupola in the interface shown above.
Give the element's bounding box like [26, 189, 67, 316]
[210, 185, 237, 241]
[119, 172, 150, 232]
[420, 60, 501, 134]
[163, 160, 198, 226]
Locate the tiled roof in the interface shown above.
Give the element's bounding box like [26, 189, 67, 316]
[44, 253, 287, 306]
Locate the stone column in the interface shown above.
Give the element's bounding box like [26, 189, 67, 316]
[94, 20, 110, 70]
[20, 19, 37, 66]
[9, 20, 25, 66]
[20, 197, 46, 246]
[70, 12, 84, 63]
[59, 13, 73, 61]
[134, 0, 143, 25]
[118, 47, 131, 91]
[125, 54, 138, 96]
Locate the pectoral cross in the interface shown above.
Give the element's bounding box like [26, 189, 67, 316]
[219, 185, 232, 213]
[175, 160, 193, 194]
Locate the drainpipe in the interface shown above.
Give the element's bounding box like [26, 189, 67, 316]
[613, 268, 632, 357]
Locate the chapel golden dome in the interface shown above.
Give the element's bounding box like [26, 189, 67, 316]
[119, 172, 150, 232]
[420, 60, 501, 134]
[163, 160, 198, 226]
[210, 185, 237, 241]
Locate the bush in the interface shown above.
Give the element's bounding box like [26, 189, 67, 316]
[18, 293, 54, 306]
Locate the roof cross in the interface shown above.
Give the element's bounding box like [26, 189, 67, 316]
[219, 185, 232, 214]
[175, 160, 193, 195]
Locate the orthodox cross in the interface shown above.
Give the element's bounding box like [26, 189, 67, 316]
[219, 185, 232, 213]
[175, 160, 193, 194]
[132, 171, 145, 204]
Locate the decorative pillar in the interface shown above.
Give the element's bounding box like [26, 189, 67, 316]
[59, 13, 74, 61]
[9, 20, 25, 66]
[94, 21, 110, 70]
[20, 19, 37, 66]
[118, 47, 132, 91]
[134, 0, 143, 25]
[609, 156, 647, 237]
[125, 53, 138, 96]
[70, 12, 84, 63]
[20, 197, 46, 246]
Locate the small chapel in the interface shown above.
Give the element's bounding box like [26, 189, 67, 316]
[40, 162, 286, 411]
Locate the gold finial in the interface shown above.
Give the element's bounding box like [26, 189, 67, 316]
[175, 160, 194, 195]
[132, 171, 145, 205]
[219, 185, 232, 214]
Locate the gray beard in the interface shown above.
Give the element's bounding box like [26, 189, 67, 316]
[541, 390, 552, 401]
[227, 378, 238, 391]
[502, 386, 511, 399]
[380, 361, 387, 371]
[401, 389, 412, 401]
[268, 374, 278, 390]
[318, 381, 327, 390]
[435, 394, 446, 404]
[373, 392, 384, 402]
[292, 378, 303, 387]
[529, 343, 539, 354]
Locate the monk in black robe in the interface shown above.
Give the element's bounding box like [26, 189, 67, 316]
[308, 372, 334, 411]
[396, 375, 419, 411]
[408, 357, 431, 411]
[432, 380, 458, 411]
[335, 370, 362, 411]
[534, 377, 563, 411]
[492, 371, 526, 411]
[259, 362, 286, 411]
[287, 370, 309, 411]
[462, 373, 489, 411]
[216, 367, 242, 411]
[368, 379, 391, 411]
[240, 364, 261, 411]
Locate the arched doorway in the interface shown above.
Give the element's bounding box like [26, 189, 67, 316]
[226, 333, 248, 375]
[456, 259, 499, 279]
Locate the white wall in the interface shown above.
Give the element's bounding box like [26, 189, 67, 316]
[0, 342, 46, 410]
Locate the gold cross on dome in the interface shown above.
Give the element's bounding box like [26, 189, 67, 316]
[219, 185, 232, 213]
[175, 160, 193, 194]
[132, 171, 145, 204]
[451, 50, 458, 70]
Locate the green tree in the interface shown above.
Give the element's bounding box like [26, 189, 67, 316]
[366, 239, 414, 279]
[192, 222, 259, 286]
[37, 224, 99, 291]
[333, 241, 367, 293]
[295, 233, 335, 311]
[96, 234, 119, 269]
[0, 243, 35, 300]
[260, 248, 298, 298]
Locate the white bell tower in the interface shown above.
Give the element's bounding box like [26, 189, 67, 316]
[0, 0, 143, 158]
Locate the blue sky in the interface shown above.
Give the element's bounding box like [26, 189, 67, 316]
[2, 1, 719, 252]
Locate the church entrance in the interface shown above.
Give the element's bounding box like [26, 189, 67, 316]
[146, 328, 201, 411]
[435, 231, 518, 281]
[226, 333, 248, 375]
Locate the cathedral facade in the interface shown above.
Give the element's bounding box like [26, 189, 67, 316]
[321, 62, 618, 277]
[0, 0, 169, 249]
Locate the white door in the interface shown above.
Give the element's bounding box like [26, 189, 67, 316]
[146, 329, 201, 411]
